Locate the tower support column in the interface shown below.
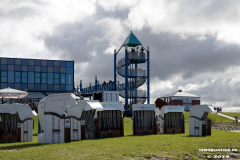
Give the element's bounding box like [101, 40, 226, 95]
[125, 45, 128, 110]
[147, 46, 150, 104]
[114, 49, 116, 90]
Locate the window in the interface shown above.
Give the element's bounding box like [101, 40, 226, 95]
[54, 61, 60, 66]
[22, 72, 28, 83]
[21, 84, 28, 90]
[66, 85, 73, 91]
[22, 59, 28, 65]
[54, 73, 59, 84]
[54, 67, 60, 72]
[66, 62, 73, 68]
[8, 65, 14, 71]
[8, 83, 14, 88]
[66, 68, 73, 73]
[47, 73, 53, 84]
[22, 66, 28, 71]
[41, 84, 47, 90]
[60, 73, 65, 84]
[48, 67, 53, 72]
[1, 58, 7, 64]
[1, 71, 7, 82]
[28, 66, 34, 72]
[28, 72, 34, 83]
[15, 59, 21, 65]
[41, 66, 47, 72]
[8, 71, 14, 83]
[35, 66, 41, 72]
[66, 61, 73, 74]
[15, 72, 21, 83]
[28, 60, 34, 65]
[41, 73, 47, 84]
[35, 84, 41, 90]
[35, 60, 41, 66]
[14, 65, 21, 71]
[66, 74, 73, 85]
[7, 59, 14, 65]
[60, 61, 66, 67]
[1, 65, 7, 70]
[47, 84, 54, 90]
[60, 85, 65, 90]
[48, 61, 53, 66]
[41, 60, 47, 66]
[35, 72, 40, 83]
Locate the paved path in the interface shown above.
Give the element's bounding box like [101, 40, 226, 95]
[216, 113, 240, 122]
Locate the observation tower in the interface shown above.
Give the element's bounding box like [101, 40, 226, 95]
[80, 31, 150, 111]
[114, 31, 150, 110]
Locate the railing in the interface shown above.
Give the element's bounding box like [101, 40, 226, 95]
[82, 82, 116, 94]
[128, 51, 146, 60]
[117, 78, 146, 91]
[117, 68, 147, 77]
[82, 51, 147, 105]
[132, 98, 146, 104]
[117, 52, 146, 67]
[117, 58, 126, 67]
[119, 90, 147, 98]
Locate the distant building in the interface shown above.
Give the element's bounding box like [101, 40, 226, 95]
[0, 57, 74, 102]
[160, 89, 200, 111]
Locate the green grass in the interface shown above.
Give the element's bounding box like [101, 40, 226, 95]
[184, 112, 190, 123]
[221, 112, 240, 119]
[184, 112, 235, 123]
[208, 113, 234, 123]
[0, 116, 239, 160]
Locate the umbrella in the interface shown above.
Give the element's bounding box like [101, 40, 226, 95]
[0, 87, 28, 103]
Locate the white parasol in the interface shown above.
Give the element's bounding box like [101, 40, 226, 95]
[0, 87, 28, 103]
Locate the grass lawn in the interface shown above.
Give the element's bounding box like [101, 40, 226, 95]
[184, 112, 235, 123]
[208, 113, 235, 123]
[0, 116, 239, 160]
[184, 112, 190, 123]
[221, 112, 240, 119]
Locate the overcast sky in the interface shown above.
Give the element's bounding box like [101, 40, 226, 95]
[1, 0, 240, 111]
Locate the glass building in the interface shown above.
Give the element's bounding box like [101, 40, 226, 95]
[0, 57, 74, 99]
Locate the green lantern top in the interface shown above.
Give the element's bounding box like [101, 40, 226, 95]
[122, 31, 142, 47]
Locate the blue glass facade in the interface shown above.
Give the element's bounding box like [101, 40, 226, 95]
[0, 57, 74, 92]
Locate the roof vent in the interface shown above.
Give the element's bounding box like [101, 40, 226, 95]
[178, 89, 182, 92]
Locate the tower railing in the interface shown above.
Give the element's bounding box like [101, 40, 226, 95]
[117, 68, 147, 77]
[119, 90, 147, 98]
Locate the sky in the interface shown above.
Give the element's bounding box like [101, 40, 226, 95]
[1, 0, 240, 111]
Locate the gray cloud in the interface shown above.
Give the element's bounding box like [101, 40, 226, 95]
[95, 3, 129, 20]
[43, 2, 240, 85]
[133, 32, 240, 81]
[176, 0, 240, 22]
[41, 1, 240, 111]
[232, 102, 240, 107]
[43, 22, 121, 86]
[7, 7, 37, 19]
[0, 0, 44, 19]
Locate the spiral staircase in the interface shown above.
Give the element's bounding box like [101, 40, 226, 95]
[80, 31, 150, 112]
[117, 51, 147, 107]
